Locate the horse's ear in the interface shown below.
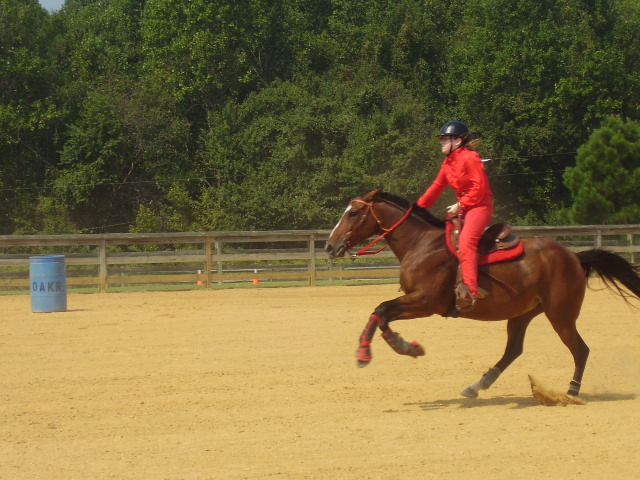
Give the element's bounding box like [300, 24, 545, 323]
[362, 188, 383, 201]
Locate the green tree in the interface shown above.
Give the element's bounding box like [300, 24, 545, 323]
[564, 116, 640, 224]
[444, 0, 639, 223]
[141, 0, 302, 125]
[50, 82, 192, 232]
[43, 0, 198, 232]
[0, 0, 65, 233]
[196, 74, 433, 231]
[54, 0, 144, 83]
[5, 0, 640, 234]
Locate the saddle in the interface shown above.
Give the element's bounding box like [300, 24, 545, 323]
[448, 217, 520, 258]
[445, 217, 524, 316]
[446, 216, 523, 295]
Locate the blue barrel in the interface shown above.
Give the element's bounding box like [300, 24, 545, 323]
[30, 255, 67, 313]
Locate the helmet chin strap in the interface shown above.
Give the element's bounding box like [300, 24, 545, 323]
[446, 136, 461, 155]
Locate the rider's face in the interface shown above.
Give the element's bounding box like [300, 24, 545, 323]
[437, 136, 462, 155]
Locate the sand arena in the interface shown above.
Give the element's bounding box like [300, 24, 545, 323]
[1, 282, 639, 479]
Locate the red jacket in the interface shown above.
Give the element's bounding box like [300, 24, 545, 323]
[417, 147, 493, 213]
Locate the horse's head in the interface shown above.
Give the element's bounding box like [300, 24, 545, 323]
[326, 189, 384, 259]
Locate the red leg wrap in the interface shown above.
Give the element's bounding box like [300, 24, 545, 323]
[356, 314, 382, 363]
[356, 346, 372, 363]
[381, 329, 425, 358]
[359, 314, 381, 344]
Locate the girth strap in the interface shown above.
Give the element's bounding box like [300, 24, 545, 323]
[479, 269, 519, 297]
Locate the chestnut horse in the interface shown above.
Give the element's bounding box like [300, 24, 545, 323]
[326, 189, 640, 398]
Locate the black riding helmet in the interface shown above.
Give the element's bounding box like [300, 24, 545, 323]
[435, 120, 470, 140]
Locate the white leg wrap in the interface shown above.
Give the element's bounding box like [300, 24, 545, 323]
[461, 367, 502, 398]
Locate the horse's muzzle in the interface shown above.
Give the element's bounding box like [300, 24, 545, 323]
[325, 241, 347, 259]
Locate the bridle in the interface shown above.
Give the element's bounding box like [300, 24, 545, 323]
[345, 198, 413, 257]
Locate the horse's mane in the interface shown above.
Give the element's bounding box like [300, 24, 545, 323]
[376, 191, 446, 229]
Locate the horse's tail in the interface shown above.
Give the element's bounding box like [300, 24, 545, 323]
[577, 248, 640, 303]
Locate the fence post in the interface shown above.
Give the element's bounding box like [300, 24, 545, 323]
[98, 239, 107, 293]
[309, 233, 316, 286]
[328, 257, 334, 285]
[215, 240, 223, 285]
[595, 230, 602, 248]
[205, 237, 213, 288]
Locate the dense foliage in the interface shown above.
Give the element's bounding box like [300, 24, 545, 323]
[2, 0, 640, 234]
[565, 116, 640, 224]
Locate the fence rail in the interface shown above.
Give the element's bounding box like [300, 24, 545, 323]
[0, 225, 638, 292]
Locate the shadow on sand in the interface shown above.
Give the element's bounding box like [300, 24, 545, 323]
[403, 391, 636, 411]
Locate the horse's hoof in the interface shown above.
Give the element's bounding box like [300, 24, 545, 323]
[407, 342, 425, 358]
[355, 347, 371, 367]
[355, 346, 372, 366]
[461, 386, 479, 398]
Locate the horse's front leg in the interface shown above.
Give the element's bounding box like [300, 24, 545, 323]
[380, 327, 425, 358]
[355, 313, 382, 367]
[355, 295, 431, 367]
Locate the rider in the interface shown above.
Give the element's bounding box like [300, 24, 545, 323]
[416, 120, 494, 311]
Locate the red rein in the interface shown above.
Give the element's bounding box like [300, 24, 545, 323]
[353, 206, 413, 257]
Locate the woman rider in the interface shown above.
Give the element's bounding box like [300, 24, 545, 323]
[416, 121, 494, 312]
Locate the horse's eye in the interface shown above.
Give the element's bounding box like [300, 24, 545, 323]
[348, 210, 359, 218]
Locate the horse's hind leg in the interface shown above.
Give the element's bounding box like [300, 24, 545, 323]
[565, 332, 589, 396]
[541, 279, 590, 396]
[548, 315, 590, 397]
[462, 306, 541, 398]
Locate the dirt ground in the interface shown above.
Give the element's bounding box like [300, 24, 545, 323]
[1, 282, 640, 480]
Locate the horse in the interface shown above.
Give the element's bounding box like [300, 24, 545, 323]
[325, 189, 640, 399]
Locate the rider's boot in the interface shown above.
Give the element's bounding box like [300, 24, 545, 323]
[455, 281, 476, 312]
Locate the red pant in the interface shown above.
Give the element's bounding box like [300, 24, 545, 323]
[458, 201, 493, 296]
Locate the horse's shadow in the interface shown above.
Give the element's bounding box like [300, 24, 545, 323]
[404, 392, 636, 411]
[581, 392, 637, 403]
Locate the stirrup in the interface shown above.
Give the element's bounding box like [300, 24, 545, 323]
[455, 282, 476, 312]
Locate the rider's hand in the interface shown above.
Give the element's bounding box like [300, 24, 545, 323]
[446, 202, 461, 215]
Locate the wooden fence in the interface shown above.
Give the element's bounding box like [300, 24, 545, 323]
[0, 225, 638, 293]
